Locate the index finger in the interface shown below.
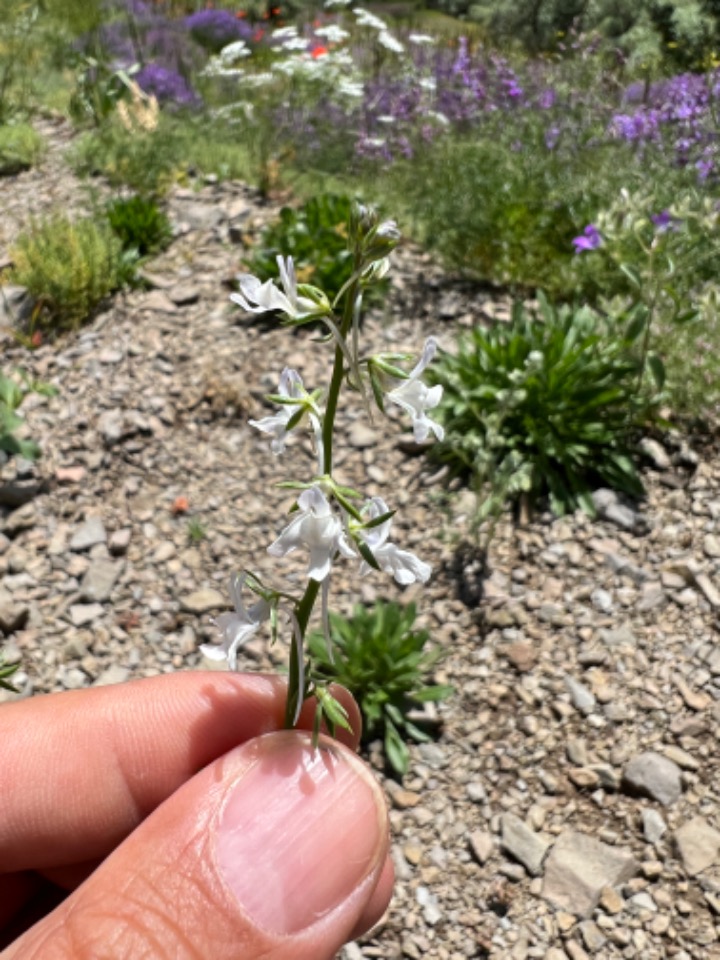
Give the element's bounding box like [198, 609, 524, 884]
[0, 671, 361, 873]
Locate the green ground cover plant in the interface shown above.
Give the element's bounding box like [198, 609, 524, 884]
[308, 602, 452, 776]
[9, 214, 124, 332]
[0, 122, 45, 175]
[430, 295, 663, 519]
[106, 193, 173, 258]
[0, 369, 57, 461]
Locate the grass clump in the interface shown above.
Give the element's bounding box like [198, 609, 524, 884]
[9, 213, 123, 332]
[431, 294, 662, 519]
[0, 122, 45, 175]
[308, 601, 452, 776]
[106, 193, 172, 258]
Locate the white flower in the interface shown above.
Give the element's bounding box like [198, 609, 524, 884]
[377, 31, 404, 54]
[268, 486, 355, 582]
[200, 573, 270, 671]
[220, 40, 251, 61]
[313, 24, 349, 42]
[337, 79, 364, 99]
[231, 255, 325, 319]
[249, 368, 324, 470]
[386, 337, 444, 442]
[359, 497, 432, 584]
[409, 33, 435, 45]
[354, 7, 387, 30]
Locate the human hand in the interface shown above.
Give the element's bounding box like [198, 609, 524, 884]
[0, 671, 393, 959]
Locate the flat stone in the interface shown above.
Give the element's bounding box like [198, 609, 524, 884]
[598, 623, 637, 647]
[142, 290, 177, 314]
[168, 284, 200, 306]
[180, 588, 226, 615]
[622, 751, 682, 806]
[68, 603, 105, 627]
[348, 422, 378, 449]
[674, 817, 720, 877]
[500, 813, 550, 877]
[70, 517, 107, 552]
[80, 557, 122, 603]
[542, 831, 638, 918]
[591, 489, 639, 530]
[469, 831, 495, 865]
[93, 664, 131, 687]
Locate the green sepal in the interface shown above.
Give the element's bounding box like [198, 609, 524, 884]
[357, 540, 381, 571]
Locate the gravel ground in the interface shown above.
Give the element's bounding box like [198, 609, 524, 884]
[3, 121, 720, 960]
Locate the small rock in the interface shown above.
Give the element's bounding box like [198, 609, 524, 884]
[469, 831, 494, 865]
[675, 675, 711, 711]
[348, 422, 378, 449]
[80, 557, 122, 603]
[591, 489, 640, 530]
[500, 813, 550, 877]
[703, 533, 720, 559]
[622, 751, 682, 806]
[180, 588, 226, 615]
[168, 284, 200, 306]
[109, 528, 132, 556]
[0, 589, 30, 634]
[639, 437, 672, 469]
[55, 466, 86, 485]
[598, 623, 637, 647]
[93, 664, 131, 686]
[2, 502, 37, 536]
[564, 675, 596, 715]
[502, 641, 537, 672]
[642, 808, 667, 844]
[674, 817, 720, 877]
[694, 573, 720, 608]
[542, 831, 638, 918]
[70, 517, 107, 552]
[599, 885, 625, 915]
[68, 603, 104, 627]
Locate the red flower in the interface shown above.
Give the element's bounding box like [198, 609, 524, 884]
[235, 8, 247, 16]
[311, 45, 328, 58]
[172, 496, 190, 515]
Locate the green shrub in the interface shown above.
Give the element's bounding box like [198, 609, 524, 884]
[431, 295, 661, 519]
[10, 214, 123, 331]
[247, 195, 369, 305]
[106, 194, 172, 258]
[0, 369, 57, 461]
[0, 122, 45, 175]
[69, 118, 181, 196]
[307, 602, 452, 776]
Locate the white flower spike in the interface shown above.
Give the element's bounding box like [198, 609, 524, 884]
[359, 496, 432, 585]
[200, 573, 270, 671]
[232, 255, 326, 320]
[268, 485, 355, 582]
[386, 336, 445, 442]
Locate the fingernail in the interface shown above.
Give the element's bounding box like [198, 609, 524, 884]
[216, 731, 385, 936]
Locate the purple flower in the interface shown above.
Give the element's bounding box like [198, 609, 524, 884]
[572, 224, 602, 253]
[650, 210, 681, 233]
[135, 63, 200, 107]
[184, 9, 254, 53]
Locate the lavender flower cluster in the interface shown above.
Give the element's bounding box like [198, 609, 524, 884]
[611, 71, 720, 180]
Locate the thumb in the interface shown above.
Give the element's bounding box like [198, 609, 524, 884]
[8, 731, 392, 960]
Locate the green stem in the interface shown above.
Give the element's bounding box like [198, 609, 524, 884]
[285, 272, 362, 728]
